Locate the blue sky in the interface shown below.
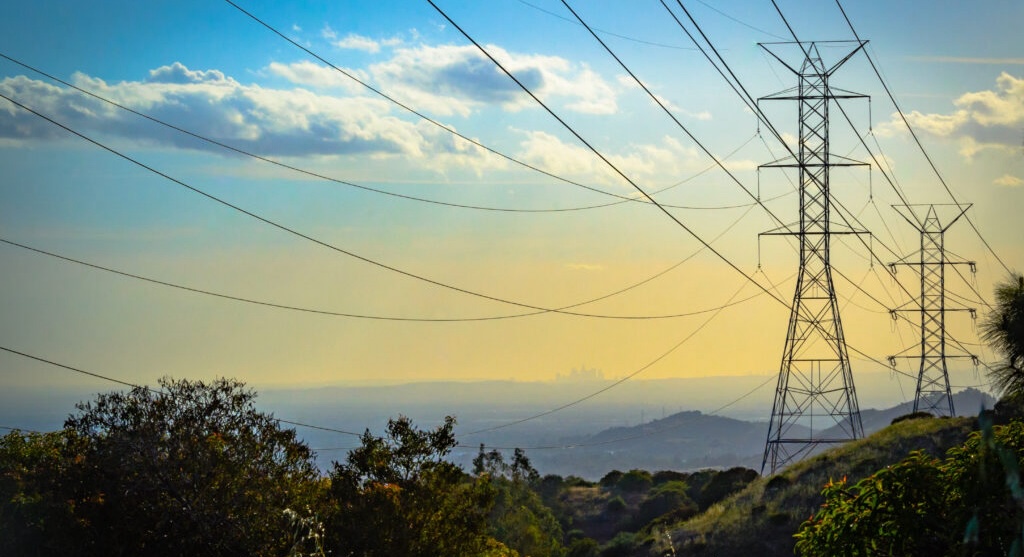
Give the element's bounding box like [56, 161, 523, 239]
[0, 0, 1022, 422]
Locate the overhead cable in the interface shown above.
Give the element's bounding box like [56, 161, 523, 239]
[834, 0, 1015, 277]
[0, 52, 768, 214]
[0, 345, 363, 437]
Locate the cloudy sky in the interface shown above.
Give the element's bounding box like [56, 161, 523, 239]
[1, 0, 1022, 417]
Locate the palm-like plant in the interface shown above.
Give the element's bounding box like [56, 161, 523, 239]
[981, 273, 1024, 396]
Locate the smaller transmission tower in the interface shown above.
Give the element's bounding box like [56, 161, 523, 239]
[759, 41, 870, 474]
[888, 204, 976, 417]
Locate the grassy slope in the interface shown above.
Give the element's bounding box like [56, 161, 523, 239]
[656, 415, 977, 557]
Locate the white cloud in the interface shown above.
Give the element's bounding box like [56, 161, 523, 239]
[0, 62, 494, 166]
[333, 33, 381, 54]
[877, 72, 1024, 160]
[994, 174, 1023, 187]
[266, 61, 368, 92]
[956, 72, 1024, 126]
[369, 44, 618, 117]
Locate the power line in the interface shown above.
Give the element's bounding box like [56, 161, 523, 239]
[0, 221, 767, 321]
[762, 2, 998, 388]
[316, 371, 779, 452]
[0, 52, 770, 214]
[833, 0, 1014, 277]
[514, 0, 697, 50]
[0, 345, 363, 438]
[610, 2, 933, 356]
[691, 0, 787, 40]
[0, 425, 44, 434]
[220, 0, 659, 207]
[560, 0, 796, 244]
[426, 0, 927, 413]
[426, 0, 791, 316]
[662, 1, 965, 372]
[462, 277, 756, 436]
[2, 91, 703, 319]
[571, 0, 913, 326]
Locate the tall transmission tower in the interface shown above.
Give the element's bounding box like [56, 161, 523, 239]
[888, 204, 976, 417]
[759, 41, 869, 474]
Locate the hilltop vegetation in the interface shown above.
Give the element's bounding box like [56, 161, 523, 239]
[661, 414, 977, 556]
[0, 377, 760, 557]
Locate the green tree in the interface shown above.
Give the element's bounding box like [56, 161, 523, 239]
[695, 467, 758, 510]
[0, 378, 322, 556]
[795, 421, 1024, 556]
[982, 273, 1024, 396]
[327, 415, 495, 557]
[794, 451, 948, 556]
[63, 377, 321, 556]
[944, 419, 1024, 556]
[614, 469, 653, 494]
[0, 429, 88, 556]
[473, 445, 565, 557]
[634, 480, 698, 527]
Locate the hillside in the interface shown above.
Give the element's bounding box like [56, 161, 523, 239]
[656, 414, 978, 556]
[523, 388, 992, 479]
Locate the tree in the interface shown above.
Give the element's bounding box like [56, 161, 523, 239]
[794, 452, 948, 556]
[61, 377, 320, 556]
[0, 429, 89, 556]
[327, 415, 495, 557]
[982, 273, 1024, 396]
[633, 481, 698, 527]
[472, 446, 564, 557]
[794, 421, 1024, 556]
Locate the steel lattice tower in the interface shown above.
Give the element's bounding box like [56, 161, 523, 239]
[759, 41, 868, 474]
[888, 204, 976, 417]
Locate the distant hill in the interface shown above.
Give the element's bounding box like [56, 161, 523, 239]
[519, 388, 993, 479]
[525, 410, 793, 479]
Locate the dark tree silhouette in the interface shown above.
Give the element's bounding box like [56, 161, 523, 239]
[982, 273, 1024, 396]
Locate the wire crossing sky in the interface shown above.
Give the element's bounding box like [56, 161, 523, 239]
[0, 0, 1020, 422]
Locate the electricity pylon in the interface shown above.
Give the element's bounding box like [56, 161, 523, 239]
[759, 41, 869, 474]
[888, 204, 976, 417]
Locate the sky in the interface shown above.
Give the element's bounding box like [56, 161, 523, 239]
[1, 0, 1022, 420]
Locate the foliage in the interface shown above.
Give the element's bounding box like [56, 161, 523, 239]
[615, 469, 654, 494]
[600, 470, 624, 488]
[890, 411, 936, 425]
[652, 470, 688, 485]
[326, 415, 496, 557]
[566, 537, 600, 557]
[474, 445, 565, 557]
[4, 379, 788, 557]
[605, 495, 628, 514]
[1, 377, 322, 557]
[695, 467, 758, 510]
[982, 273, 1024, 396]
[795, 420, 1024, 557]
[0, 429, 87, 555]
[944, 418, 1024, 556]
[794, 452, 947, 556]
[634, 481, 698, 527]
[600, 531, 639, 557]
[665, 416, 976, 557]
